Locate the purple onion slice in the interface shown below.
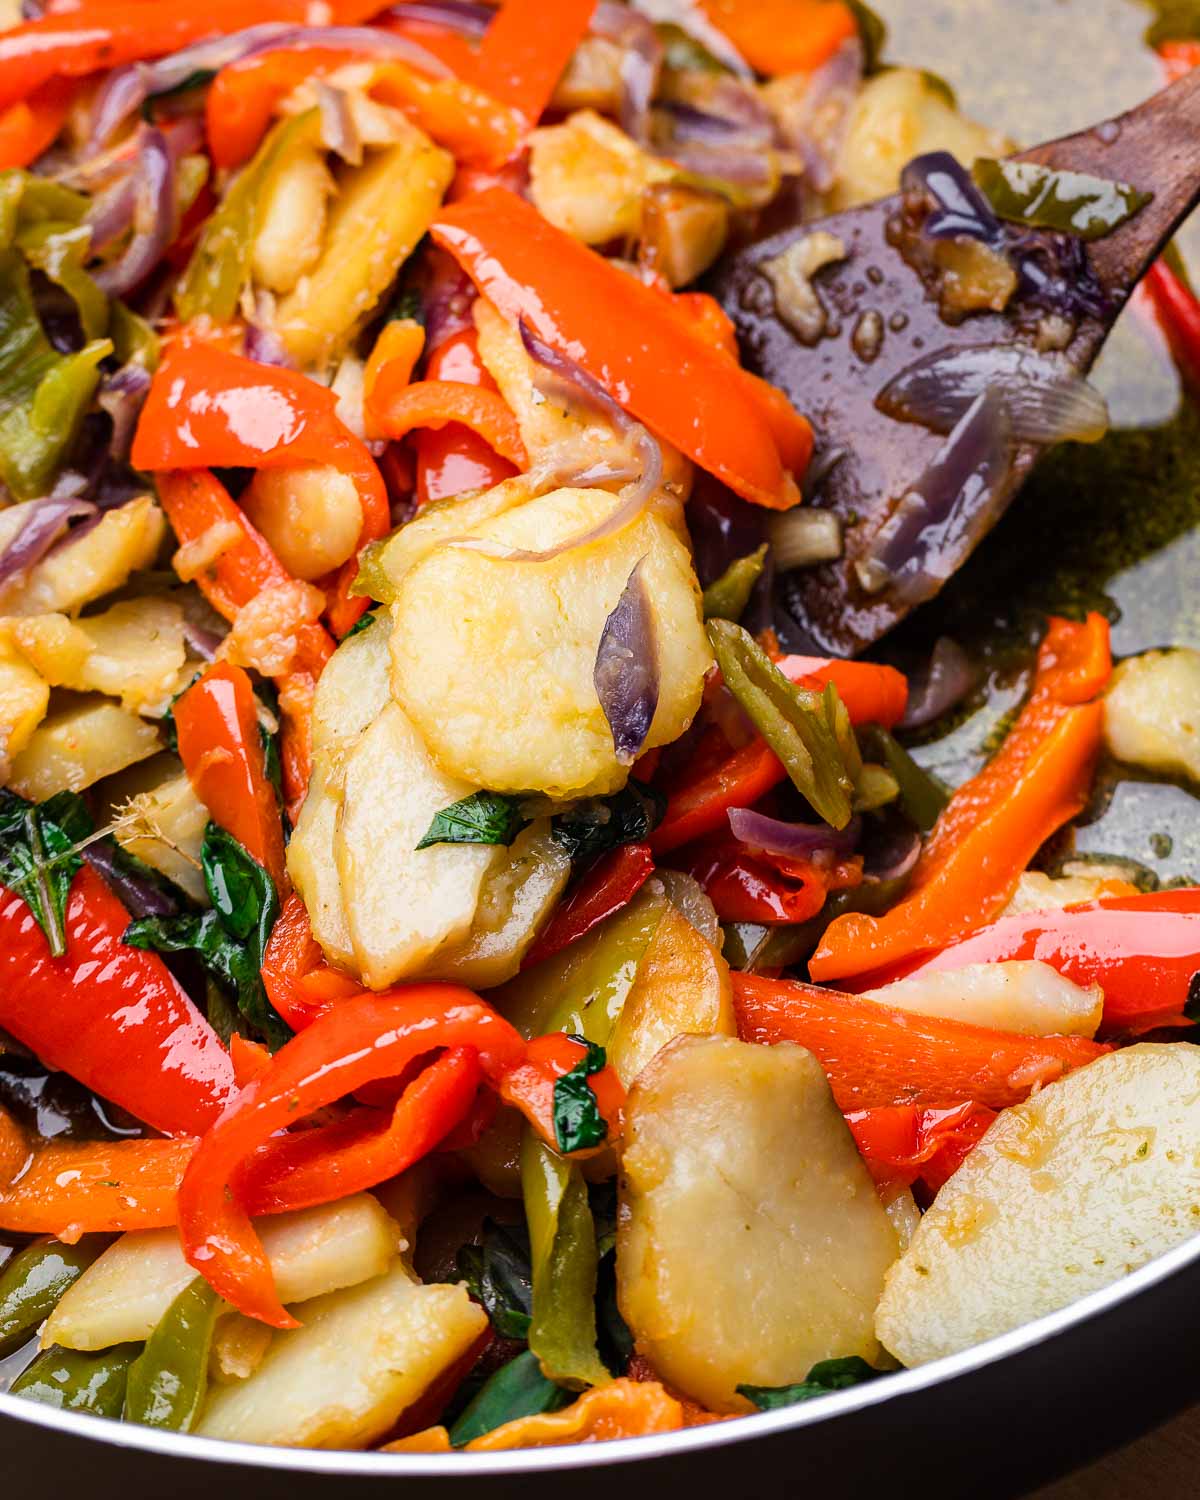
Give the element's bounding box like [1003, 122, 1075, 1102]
[627, 0, 753, 77]
[382, 1, 493, 37]
[781, 37, 862, 192]
[92, 127, 176, 298]
[98, 362, 154, 460]
[898, 637, 973, 731]
[0, 496, 98, 590]
[901, 150, 1004, 245]
[728, 807, 860, 860]
[592, 1, 663, 143]
[594, 556, 659, 765]
[83, 841, 177, 919]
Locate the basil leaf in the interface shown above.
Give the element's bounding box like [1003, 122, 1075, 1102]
[448, 1349, 571, 1448]
[456, 1219, 533, 1342]
[417, 791, 528, 850]
[0, 790, 87, 957]
[702, 544, 768, 623]
[738, 1356, 883, 1411]
[552, 1036, 608, 1155]
[550, 782, 666, 863]
[971, 158, 1152, 242]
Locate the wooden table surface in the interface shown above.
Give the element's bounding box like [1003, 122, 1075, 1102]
[1032, 1405, 1200, 1497]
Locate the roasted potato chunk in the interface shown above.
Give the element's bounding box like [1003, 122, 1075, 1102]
[530, 110, 673, 245]
[1104, 648, 1200, 784]
[0, 642, 48, 763]
[2, 498, 165, 617]
[9, 697, 161, 800]
[618, 1035, 899, 1412]
[876, 1045, 1200, 1367]
[114, 769, 208, 903]
[250, 146, 335, 295]
[13, 598, 186, 713]
[390, 486, 711, 797]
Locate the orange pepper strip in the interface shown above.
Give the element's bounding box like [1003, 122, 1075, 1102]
[369, 62, 525, 171]
[698, 0, 857, 75]
[732, 972, 1110, 1113]
[0, 1110, 27, 1188]
[372, 377, 529, 468]
[498, 1032, 626, 1156]
[471, 1379, 684, 1450]
[205, 47, 359, 170]
[364, 318, 426, 440]
[380, 13, 481, 78]
[810, 614, 1111, 984]
[0, 0, 313, 112]
[1159, 39, 1200, 83]
[178, 987, 526, 1326]
[262, 891, 360, 1033]
[153, 469, 335, 817]
[0, 1137, 196, 1239]
[0, 77, 74, 168]
[230, 1034, 272, 1090]
[173, 662, 289, 894]
[471, 0, 598, 126]
[432, 188, 812, 509]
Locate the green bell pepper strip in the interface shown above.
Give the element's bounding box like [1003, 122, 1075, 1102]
[448, 1348, 572, 1447]
[123, 1276, 220, 1432]
[859, 725, 949, 832]
[109, 300, 161, 373]
[0, 169, 108, 341]
[971, 158, 1152, 241]
[0, 1237, 104, 1358]
[11, 1343, 140, 1417]
[702, 544, 768, 622]
[707, 618, 855, 830]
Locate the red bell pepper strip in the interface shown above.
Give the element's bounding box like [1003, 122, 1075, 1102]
[651, 657, 908, 856]
[206, 46, 364, 171]
[370, 59, 525, 170]
[496, 1032, 625, 1156]
[675, 831, 860, 925]
[698, 0, 857, 76]
[262, 892, 362, 1032]
[381, 11, 482, 78]
[471, 0, 597, 126]
[1143, 259, 1200, 391]
[0, 866, 235, 1138]
[0, 77, 74, 169]
[732, 971, 1110, 1113]
[153, 470, 335, 819]
[846, 1101, 997, 1195]
[524, 842, 655, 968]
[887, 889, 1200, 1035]
[810, 614, 1111, 984]
[173, 662, 288, 895]
[432, 187, 813, 509]
[372, 378, 528, 467]
[178, 986, 526, 1325]
[415, 326, 518, 505]
[0, 0, 313, 113]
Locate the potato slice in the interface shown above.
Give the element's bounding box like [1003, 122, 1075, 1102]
[390, 486, 711, 797]
[1104, 648, 1200, 784]
[69, 599, 186, 712]
[114, 769, 208, 903]
[1002, 868, 1138, 916]
[251, 146, 335, 295]
[861, 960, 1102, 1039]
[44, 1195, 401, 1351]
[3, 498, 165, 617]
[9, 696, 161, 800]
[607, 901, 735, 1087]
[831, 70, 1010, 212]
[530, 110, 674, 245]
[309, 618, 394, 756]
[0, 642, 49, 762]
[276, 125, 454, 370]
[876, 1044, 1200, 1367]
[197, 1262, 487, 1448]
[335, 702, 505, 987]
[422, 820, 572, 987]
[618, 1035, 899, 1412]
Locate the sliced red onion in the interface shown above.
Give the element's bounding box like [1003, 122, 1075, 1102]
[520, 319, 634, 434]
[0, 496, 98, 589]
[383, 1, 493, 36]
[317, 81, 363, 164]
[594, 556, 659, 766]
[658, 99, 770, 147]
[862, 821, 922, 884]
[182, 621, 223, 661]
[238, 25, 454, 76]
[243, 317, 294, 369]
[898, 637, 972, 731]
[92, 128, 175, 298]
[83, 841, 177, 920]
[661, 139, 777, 193]
[878, 344, 1109, 446]
[1008, 229, 1110, 322]
[450, 466, 659, 563]
[779, 37, 862, 193]
[592, 0, 662, 143]
[98, 363, 153, 460]
[629, 0, 753, 78]
[901, 151, 1004, 246]
[728, 807, 860, 860]
[856, 388, 1014, 608]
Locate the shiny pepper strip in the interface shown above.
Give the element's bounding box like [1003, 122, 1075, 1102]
[178, 987, 525, 1326]
[123, 1277, 220, 1431]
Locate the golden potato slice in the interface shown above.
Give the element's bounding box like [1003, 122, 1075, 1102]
[618, 1035, 899, 1412]
[250, 146, 335, 295]
[860, 960, 1102, 1039]
[276, 125, 454, 370]
[3, 498, 165, 617]
[390, 486, 711, 797]
[335, 702, 506, 987]
[196, 1263, 487, 1448]
[309, 619, 393, 756]
[44, 1195, 400, 1352]
[876, 1044, 1200, 1368]
[529, 110, 673, 245]
[0, 643, 49, 762]
[114, 770, 208, 903]
[9, 696, 160, 800]
[1104, 648, 1200, 784]
[422, 820, 572, 987]
[607, 901, 735, 1088]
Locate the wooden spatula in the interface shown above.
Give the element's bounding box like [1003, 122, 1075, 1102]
[709, 66, 1200, 656]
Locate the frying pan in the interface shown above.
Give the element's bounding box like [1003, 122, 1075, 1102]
[2, 1228, 1199, 1497]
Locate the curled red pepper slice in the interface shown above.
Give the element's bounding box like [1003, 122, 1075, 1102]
[498, 1032, 625, 1155]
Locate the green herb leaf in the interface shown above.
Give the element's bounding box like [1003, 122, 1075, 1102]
[859, 724, 949, 831]
[550, 782, 666, 862]
[455, 1219, 533, 1341]
[707, 618, 855, 829]
[342, 608, 381, 640]
[417, 790, 529, 850]
[702, 543, 769, 623]
[738, 1356, 883, 1411]
[972, 158, 1152, 241]
[0, 790, 88, 957]
[448, 1348, 572, 1448]
[552, 1035, 608, 1155]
